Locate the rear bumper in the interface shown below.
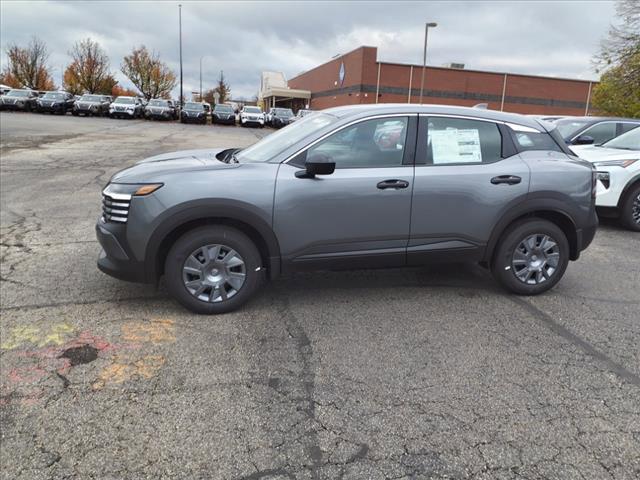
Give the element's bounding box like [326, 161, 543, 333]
[574, 210, 598, 258]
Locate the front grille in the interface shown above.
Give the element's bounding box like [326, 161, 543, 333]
[102, 191, 131, 223]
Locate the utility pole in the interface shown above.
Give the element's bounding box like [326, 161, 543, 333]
[199, 56, 203, 101]
[419, 22, 437, 104]
[179, 4, 183, 106]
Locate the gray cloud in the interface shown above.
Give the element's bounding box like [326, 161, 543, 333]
[1, 1, 616, 99]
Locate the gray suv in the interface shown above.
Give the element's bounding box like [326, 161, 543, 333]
[96, 105, 598, 314]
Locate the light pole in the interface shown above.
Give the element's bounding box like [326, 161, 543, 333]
[199, 56, 203, 101]
[179, 4, 183, 106]
[419, 22, 437, 104]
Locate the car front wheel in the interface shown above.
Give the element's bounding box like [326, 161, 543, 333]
[164, 226, 264, 314]
[491, 218, 569, 295]
[620, 184, 640, 231]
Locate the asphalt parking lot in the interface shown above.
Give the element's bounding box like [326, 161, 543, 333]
[1, 111, 639, 479]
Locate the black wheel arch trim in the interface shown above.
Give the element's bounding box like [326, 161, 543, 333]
[143, 199, 281, 282]
[484, 197, 585, 263]
[618, 173, 640, 208]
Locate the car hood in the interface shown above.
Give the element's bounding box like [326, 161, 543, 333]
[570, 145, 640, 162]
[110, 148, 238, 183]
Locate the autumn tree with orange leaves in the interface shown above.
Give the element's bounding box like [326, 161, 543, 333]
[63, 39, 117, 95]
[121, 46, 177, 100]
[110, 85, 139, 97]
[0, 36, 55, 90]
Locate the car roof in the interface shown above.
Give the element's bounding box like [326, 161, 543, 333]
[322, 103, 547, 130]
[555, 116, 640, 123]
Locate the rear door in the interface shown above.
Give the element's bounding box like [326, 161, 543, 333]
[408, 115, 530, 264]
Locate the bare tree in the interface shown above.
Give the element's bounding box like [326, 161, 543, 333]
[0, 36, 55, 90]
[595, 0, 640, 69]
[121, 46, 177, 100]
[214, 70, 231, 104]
[592, 0, 639, 116]
[64, 38, 116, 94]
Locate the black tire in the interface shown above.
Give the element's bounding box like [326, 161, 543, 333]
[491, 218, 569, 295]
[164, 226, 264, 314]
[619, 184, 640, 231]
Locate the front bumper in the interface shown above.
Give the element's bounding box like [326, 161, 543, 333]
[111, 109, 136, 117]
[146, 110, 173, 119]
[38, 104, 66, 113]
[181, 115, 206, 123]
[213, 116, 235, 124]
[96, 221, 148, 283]
[0, 102, 28, 111]
[241, 117, 264, 126]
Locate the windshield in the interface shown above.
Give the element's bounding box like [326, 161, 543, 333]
[184, 102, 204, 110]
[275, 108, 293, 117]
[80, 95, 103, 102]
[43, 92, 65, 100]
[214, 105, 233, 113]
[149, 100, 169, 107]
[555, 119, 591, 139]
[7, 90, 30, 97]
[114, 97, 135, 104]
[244, 107, 261, 113]
[602, 127, 640, 150]
[237, 113, 336, 163]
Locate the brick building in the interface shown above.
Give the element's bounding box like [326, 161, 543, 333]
[288, 46, 596, 116]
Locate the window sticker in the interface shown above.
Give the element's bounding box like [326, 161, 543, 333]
[430, 128, 482, 164]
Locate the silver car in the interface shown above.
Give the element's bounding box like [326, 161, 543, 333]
[96, 104, 598, 314]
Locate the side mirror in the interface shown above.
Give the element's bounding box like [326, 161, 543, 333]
[295, 153, 336, 178]
[574, 135, 594, 145]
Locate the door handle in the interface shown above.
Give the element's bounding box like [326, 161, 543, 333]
[377, 179, 410, 190]
[491, 175, 522, 185]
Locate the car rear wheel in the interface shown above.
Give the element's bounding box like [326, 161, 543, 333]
[164, 226, 264, 314]
[491, 218, 569, 295]
[620, 184, 640, 231]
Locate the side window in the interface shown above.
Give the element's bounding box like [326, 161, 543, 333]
[620, 123, 639, 134]
[308, 117, 408, 168]
[427, 117, 502, 165]
[580, 122, 616, 144]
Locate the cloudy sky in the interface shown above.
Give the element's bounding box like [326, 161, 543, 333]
[1, 0, 617, 99]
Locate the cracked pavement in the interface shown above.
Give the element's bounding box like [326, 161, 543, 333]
[1, 111, 639, 479]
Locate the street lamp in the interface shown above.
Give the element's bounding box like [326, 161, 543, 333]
[419, 22, 437, 104]
[179, 4, 183, 107]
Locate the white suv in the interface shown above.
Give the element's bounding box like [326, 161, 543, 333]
[571, 127, 640, 231]
[239, 106, 265, 128]
[109, 96, 144, 119]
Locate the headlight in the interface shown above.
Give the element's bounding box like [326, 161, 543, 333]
[593, 159, 637, 168]
[596, 171, 610, 189]
[104, 183, 164, 197]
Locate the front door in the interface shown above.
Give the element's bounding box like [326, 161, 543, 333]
[274, 115, 416, 271]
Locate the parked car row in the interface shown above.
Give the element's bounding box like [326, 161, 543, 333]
[531, 115, 640, 146]
[1, 88, 312, 129]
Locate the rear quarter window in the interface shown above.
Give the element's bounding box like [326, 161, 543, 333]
[513, 132, 564, 153]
